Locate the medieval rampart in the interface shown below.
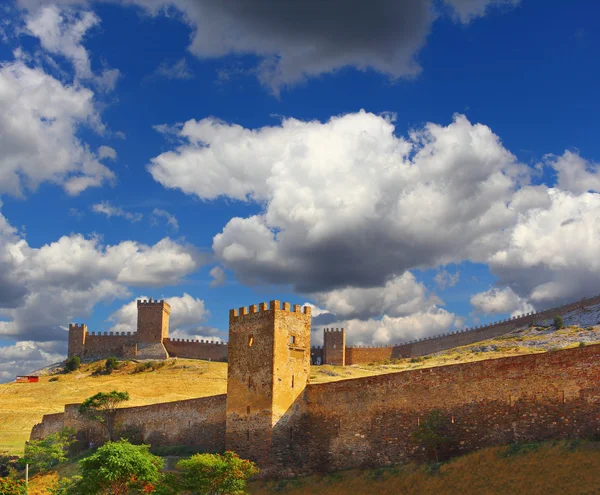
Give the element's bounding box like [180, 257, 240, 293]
[33, 343, 600, 475]
[327, 293, 600, 366]
[31, 395, 227, 452]
[163, 339, 228, 362]
[83, 332, 137, 359]
[283, 343, 600, 473]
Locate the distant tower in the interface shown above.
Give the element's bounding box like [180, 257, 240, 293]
[323, 328, 346, 366]
[68, 323, 87, 358]
[136, 298, 171, 343]
[226, 300, 312, 464]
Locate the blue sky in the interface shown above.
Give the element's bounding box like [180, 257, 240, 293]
[0, 0, 599, 380]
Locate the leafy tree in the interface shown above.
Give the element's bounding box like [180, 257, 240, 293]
[105, 357, 119, 373]
[0, 477, 27, 495]
[411, 409, 452, 463]
[57, 440, 163, 495]
[64, 356, 81, 373]
[554, 315, 564, 329]
[176, 451, 259, 495]
[78, 391, 130, 441]
[23, 427, 77, 473]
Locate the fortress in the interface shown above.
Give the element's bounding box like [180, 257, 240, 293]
[68, 298, 228, 362]
[70, 294, 600, 367]
[35, 296, 600, 476]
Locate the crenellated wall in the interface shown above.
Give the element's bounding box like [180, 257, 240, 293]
[32, 342, 600, 477]
[337, 293, 600, 365]
[163, 338, 228, 362]
[323, 328, 346, 366]
[83, 332, 138, 359]
[280, 343, 600, 474]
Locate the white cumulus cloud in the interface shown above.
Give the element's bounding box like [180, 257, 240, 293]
[0, 60, 115, 196]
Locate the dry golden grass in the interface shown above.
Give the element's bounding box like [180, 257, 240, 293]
[0, 359, 228, 455]
[250, 441, 600, 495]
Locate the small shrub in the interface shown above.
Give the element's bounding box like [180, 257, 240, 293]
[410, 357, 424, 363]
[501, 441, 542, 458]
[49, 377, 60, 382]
[105, 356, 119, 373]
[133, 363, 148, 373]
[579, 341, 586, 347]
[64, 356, 80, 373]
[177, 451, 259, 495]
[23, 427, 77, 473]
[411, 409, 453, 462]
[0, 477, 27, 495]
[554, 315, 564, 329]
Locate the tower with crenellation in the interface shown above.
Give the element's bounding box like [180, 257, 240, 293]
[67, 324, 87, 358]
[225, 300, 311, 464]
[323, 327, 346, 366]
[137, 298, 170, 343]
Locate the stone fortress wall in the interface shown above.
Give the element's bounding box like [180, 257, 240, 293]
[37, 296, 600, 476]
[70, 293, 600, 366]
[68, 298, 228, 362]
[311, 293, 600, 366]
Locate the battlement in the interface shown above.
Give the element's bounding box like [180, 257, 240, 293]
[324, 327, 344, 333]
[87, 331, 134, 337]
[229, 300, 311, 321]
[68, 323, 87, 331]
[164, 338, 227, 345]
[137, 298, 171, 313]
[392, 293, 600, 347]
[347, 344, 394, 349]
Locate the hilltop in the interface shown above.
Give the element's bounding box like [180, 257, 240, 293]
[1, 303, 599, 457]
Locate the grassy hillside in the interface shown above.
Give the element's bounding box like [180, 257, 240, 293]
[1, 322, 598, 455]
[249, 440, 600, 495]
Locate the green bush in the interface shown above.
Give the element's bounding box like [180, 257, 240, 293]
[177, 451, 259, 495]
[0, 477, 27, 495]
[23, 427, 77, 473]
[64, 356, 80, 373]
[54, 440, 164, 495]
[554, 315, 564, 329]
[411, 409, 453, 463]
[49, 376, 60, 382]
[104, 357, 119, 373]
[579, 341, 586, 347]
[132, 361, 167, 374]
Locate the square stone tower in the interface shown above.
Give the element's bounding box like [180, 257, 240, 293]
[68, 323, 87, 358]
[323, 328, 346, 366]
[137, 298, 171, 343]
[226, 300, 311, 464]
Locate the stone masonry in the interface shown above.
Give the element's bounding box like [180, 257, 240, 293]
[36, 297, 600, 477]
[68, 298, 227, 362]
[313, 293, 600, 366]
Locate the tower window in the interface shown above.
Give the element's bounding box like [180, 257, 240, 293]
[292, 375, 295, 388]
[290, 335, 296, 345]
[247, 406, 250, 414]
[248, 335, 254, 347]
